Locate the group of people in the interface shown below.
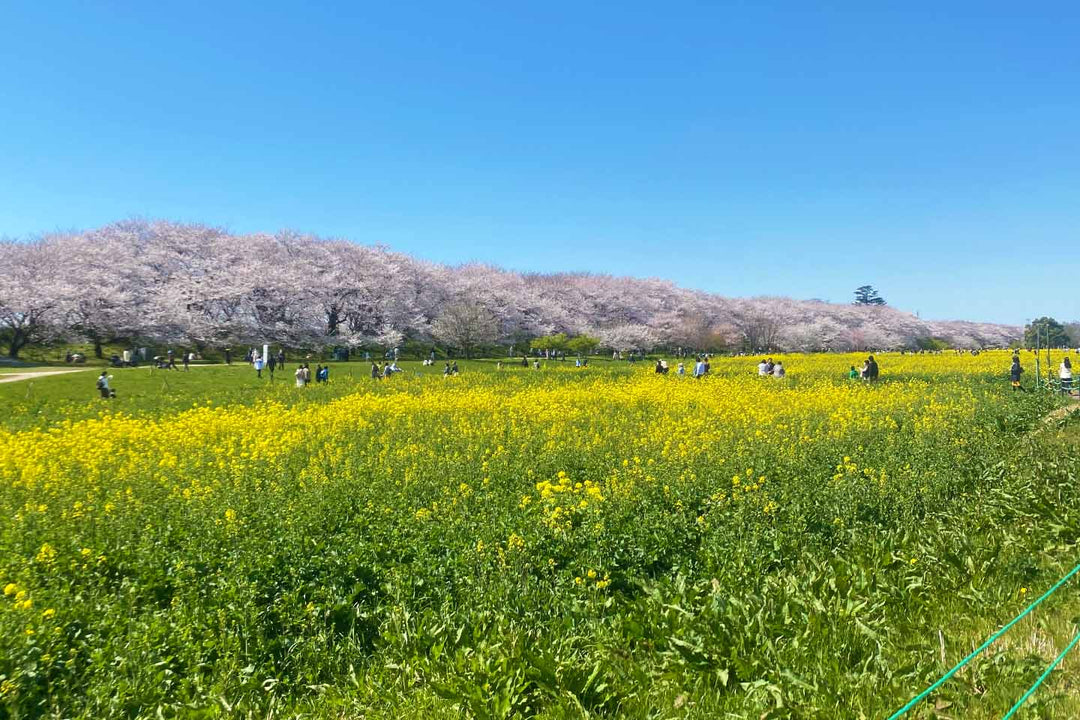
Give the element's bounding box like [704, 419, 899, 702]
[150, 349, 197, 371]
[1010, 354, 1073, 393]
[757, 358, 787, 378]
[847, 356, 880, 381]
[371, 361, 404, 379]
[250, 350, 291, 378]
[294, 363, 328, 387]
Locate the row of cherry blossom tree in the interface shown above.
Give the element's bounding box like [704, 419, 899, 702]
[0, 220, 1021, 358]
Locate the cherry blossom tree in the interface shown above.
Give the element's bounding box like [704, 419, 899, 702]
[431, 300, 500, 358]
[0, 219, 1025, 355]
[0, 238, 69, 358]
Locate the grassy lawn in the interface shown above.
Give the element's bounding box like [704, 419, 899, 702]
[1, 353, 1078, 718]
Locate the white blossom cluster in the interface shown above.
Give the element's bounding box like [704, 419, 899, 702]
[0, 220, 1020, 355]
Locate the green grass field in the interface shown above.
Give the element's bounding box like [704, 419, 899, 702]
[1, 353, 1078, 719]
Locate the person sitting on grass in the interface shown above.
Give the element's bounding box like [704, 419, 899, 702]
[848, 365, 859, 380]
[867, 355, 880, 382]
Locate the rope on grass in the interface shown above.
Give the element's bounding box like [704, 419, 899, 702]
[887, 559, 1080, 720]
[1000, 626, 1080, 719]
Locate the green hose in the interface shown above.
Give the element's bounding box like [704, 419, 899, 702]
[1000, 627, 1080, 719]
[887, 560, 1080, 719]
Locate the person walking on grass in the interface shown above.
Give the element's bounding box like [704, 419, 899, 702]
[444, 362, 451, 377]
[254, 355, 264, 378]
[1061, 357, 1073, 395]
[182, 352, 190, 371]
[295, 364, 306, 388]
[96, 371, 115, 399]
[268, 354, 277, 376]
[1010, 355, 1025, 392]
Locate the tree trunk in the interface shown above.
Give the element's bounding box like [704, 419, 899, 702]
[7, 330, 27, 359]
[93, 337, 104, 359]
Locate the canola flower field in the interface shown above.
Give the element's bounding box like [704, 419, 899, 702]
[1, 351, 1078, 719]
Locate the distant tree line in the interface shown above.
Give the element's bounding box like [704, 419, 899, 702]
[0, 220, 1031, 359]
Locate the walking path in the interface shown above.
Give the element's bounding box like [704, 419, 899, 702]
[1045, 401, 1080, 424]
[0, 363, 228, 385]
[0, 369, 92, 384]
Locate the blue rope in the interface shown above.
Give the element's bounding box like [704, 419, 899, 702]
[1000, 627, 1080, 719]
[887, 560, 1080, 720]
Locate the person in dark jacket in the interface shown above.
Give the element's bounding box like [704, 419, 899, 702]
[1010, 355, 1025, 391]
[867, 356, 880, 381]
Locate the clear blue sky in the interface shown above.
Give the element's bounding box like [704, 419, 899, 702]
[2, 2, 1078, 324]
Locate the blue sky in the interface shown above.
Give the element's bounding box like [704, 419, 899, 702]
[2, 1, 1077, 324]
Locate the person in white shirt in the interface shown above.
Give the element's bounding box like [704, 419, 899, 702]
[772, 361, 786, 378]
[1060, 357, 1073, 394]
[693, 358, 706, 379]
[757, 359, 769, 376]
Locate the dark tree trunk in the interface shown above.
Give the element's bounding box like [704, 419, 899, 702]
[6, 328, 29, 359]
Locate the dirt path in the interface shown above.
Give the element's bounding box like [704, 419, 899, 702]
[0, 369, 94, 384]
[1045, 402, 1080, 424]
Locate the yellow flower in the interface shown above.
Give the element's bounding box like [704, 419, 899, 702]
[41, 608, 56, 620]
[35, 543, 57, 566]
[3, 583, 16, 597]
